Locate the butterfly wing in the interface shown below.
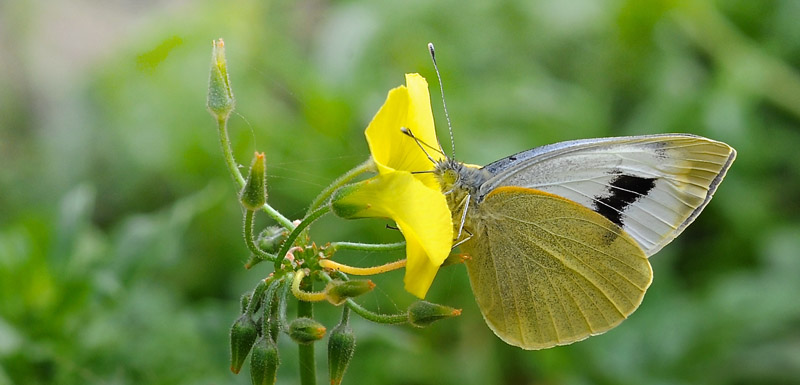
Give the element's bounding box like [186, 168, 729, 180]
[478, 134, 736, 256]
[462, 186, 652, 350]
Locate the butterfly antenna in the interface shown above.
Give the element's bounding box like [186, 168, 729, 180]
[401, 127, 443, 164]
[428, 42, 455, 159]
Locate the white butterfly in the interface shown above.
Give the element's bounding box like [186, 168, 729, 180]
[434, 134, 736, 349]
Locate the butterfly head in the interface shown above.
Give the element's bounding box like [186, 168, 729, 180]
[433, 158, 486, 199]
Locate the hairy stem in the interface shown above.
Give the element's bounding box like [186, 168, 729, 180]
[297, 279, 316, 385]
[243, 209, 276, 263]
[307, 159, 374, 215]
[216, 117, 294, 229]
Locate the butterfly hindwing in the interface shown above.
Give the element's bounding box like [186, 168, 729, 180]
[462, 186, 652, 350]
[479, 134, 736, 255]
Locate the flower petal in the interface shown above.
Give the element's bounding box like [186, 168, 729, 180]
[365, 74, 443, 190]
[404, 73, 441, 159]
[401, 235, 442, 298]
[329, 171, 453, 298]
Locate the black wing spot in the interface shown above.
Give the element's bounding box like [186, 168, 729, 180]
[593, 174, 657, 226]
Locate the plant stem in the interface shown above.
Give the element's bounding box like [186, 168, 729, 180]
[344, 298, 407, 324]
[244, 209, 276, 262]
[340, 304, 350, 325]
[298, 279, 316, 385]
[216, 117, 294, 230]
[262, 203, 295, 230]
[329, 241, 406, 253]
[246, 278, 270, 316]
[217, 117, 246, 187]
[306, 159, 374, 216]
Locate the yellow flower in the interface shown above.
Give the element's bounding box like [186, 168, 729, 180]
[331, 74, 453, 298]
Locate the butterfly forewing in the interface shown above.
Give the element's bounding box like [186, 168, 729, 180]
[479, 135, 736, 256]
[462, 187, 652, 350]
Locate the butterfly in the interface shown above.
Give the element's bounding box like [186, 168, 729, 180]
[432, 134, 736, 350]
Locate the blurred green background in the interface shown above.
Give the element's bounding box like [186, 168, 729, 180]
[2, 0, 800, 384]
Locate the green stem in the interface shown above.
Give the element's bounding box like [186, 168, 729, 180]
[262, 203, 295, 230]
[246, 278, 270, 317]
[277, 274, 292, 332]
[345, 299, 407, 324]
[340, 304, 350, 325]
[274, 206, 330, 271]
[298, 279, 316, 385]
[306, 158, 374, 216]
[262, 278, 283, 342]
[244, 210, 276, 263]
[216, 117, 294, 230]
[330, 241, 406, 253]
[216, 117, 246, 187]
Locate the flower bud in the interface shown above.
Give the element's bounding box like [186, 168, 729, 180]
[324, 279, 376, 305]
[240, 293, 252, 314]
[327, 323, 356, 385]
[250, 335, 279, 385]
[257, 226, 288, 254]
[407, 301, 462, 328]
[329, 181, 370, 219]
[207, 38, 235, 120]
[240, 152, 268, 210]
[289, 317, 326, 344]
[230, 314, 258, 373]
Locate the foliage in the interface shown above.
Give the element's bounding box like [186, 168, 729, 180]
[1, 0, 800, 384]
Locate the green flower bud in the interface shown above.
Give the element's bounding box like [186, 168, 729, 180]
[324, 279, 376, 305]
[407, 301, 462, 328]
[329, 181, 369, 219]
[289, 317, 326, 344]
[240, 152, 267, 210]
[257, 226, 288, 254]
[240, 293, 252, 314]
[207, 38, 235, 120]
[230, 314, 258, 374]
[250, 335, 279, 385]
[327, 323, 356, 385]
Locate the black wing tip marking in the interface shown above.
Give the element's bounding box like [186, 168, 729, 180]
[593, 173, 657, 226]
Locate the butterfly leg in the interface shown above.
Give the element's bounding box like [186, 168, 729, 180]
[455, 195, 470, 241]
[451, 228, 473, 249]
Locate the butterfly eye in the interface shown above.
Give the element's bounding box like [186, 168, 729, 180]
[442, 169, 459, 186]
